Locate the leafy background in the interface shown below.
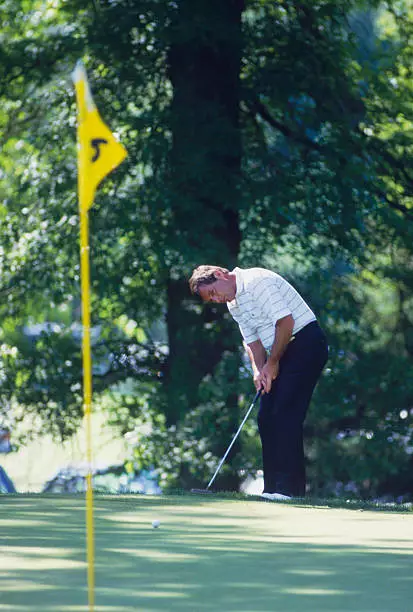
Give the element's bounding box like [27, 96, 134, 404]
[1, 0, 413, 499]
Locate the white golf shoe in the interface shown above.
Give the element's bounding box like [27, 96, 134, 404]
[261, 492, 292, 501]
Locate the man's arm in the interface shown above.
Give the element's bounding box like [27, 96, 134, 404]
[244, 340, 267, 391]
[260, 314, 295, 393]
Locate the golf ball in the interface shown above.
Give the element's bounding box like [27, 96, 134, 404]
[152, 519, 160, 529]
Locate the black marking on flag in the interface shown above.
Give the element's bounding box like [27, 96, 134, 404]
[91, 138, 108, 162]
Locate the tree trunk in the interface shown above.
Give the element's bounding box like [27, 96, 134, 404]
[165, 0, 244, 489]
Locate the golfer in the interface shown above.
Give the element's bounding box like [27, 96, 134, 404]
[189, 265, 328, 500]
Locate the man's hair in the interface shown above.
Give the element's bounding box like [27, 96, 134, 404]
[189, 265, 229, 295]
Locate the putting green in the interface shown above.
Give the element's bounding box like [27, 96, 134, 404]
[0, 495, 412, 611]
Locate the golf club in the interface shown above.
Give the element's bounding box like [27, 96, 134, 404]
[191, 388, 262, 494]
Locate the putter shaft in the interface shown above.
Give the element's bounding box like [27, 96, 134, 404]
[206, 389, 261, 490]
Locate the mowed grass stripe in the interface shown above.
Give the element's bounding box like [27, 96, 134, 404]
[0, 495, 412, 611]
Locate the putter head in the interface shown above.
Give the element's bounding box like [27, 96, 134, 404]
[190, 488, 213, 495]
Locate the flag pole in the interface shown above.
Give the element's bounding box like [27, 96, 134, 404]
[72, 60, 127, 612]
[79, 207, 95, 611]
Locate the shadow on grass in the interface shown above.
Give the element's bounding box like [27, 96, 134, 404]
[0, 495, 412, 611]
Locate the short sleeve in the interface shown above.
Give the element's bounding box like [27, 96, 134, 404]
[251, 278, 292, 324]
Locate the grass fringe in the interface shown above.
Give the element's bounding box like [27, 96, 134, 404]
[3, 490, 412, 513]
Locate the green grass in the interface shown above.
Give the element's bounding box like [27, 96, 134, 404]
[1, 494, 412, 611]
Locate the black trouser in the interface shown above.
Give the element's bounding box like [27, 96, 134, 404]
[257, 321, 328, 497]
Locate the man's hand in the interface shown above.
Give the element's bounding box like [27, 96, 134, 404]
[253, 371, 262, 392]
[258, 360, 279, 393]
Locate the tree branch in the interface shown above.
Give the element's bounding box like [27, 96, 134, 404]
[248, 98, 324, 153]
[248, 97, 413, 223]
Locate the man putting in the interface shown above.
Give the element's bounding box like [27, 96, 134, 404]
[189, 265, 328, 500]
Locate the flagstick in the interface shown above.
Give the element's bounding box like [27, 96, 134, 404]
[79, 208, 95, 612]
[73, 60, 127, 611]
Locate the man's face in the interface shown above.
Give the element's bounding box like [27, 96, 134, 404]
[198, 276, 236, 304]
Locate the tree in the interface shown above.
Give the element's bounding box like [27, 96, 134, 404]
[1, 0, 413, 495]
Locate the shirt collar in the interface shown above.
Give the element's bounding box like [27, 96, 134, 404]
[232, 267, 245, 298]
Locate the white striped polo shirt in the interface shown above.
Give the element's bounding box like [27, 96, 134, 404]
[227, 267, 316, 352]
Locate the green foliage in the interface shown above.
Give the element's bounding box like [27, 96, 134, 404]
[1, 0, 413, 498]
[303, 249, 413, 499]
[104, 361, 258, 491]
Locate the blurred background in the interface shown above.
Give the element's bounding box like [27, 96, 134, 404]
[1, 0, 413, 502]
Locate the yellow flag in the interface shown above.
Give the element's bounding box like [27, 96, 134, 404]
[72, 61, 127, 212]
